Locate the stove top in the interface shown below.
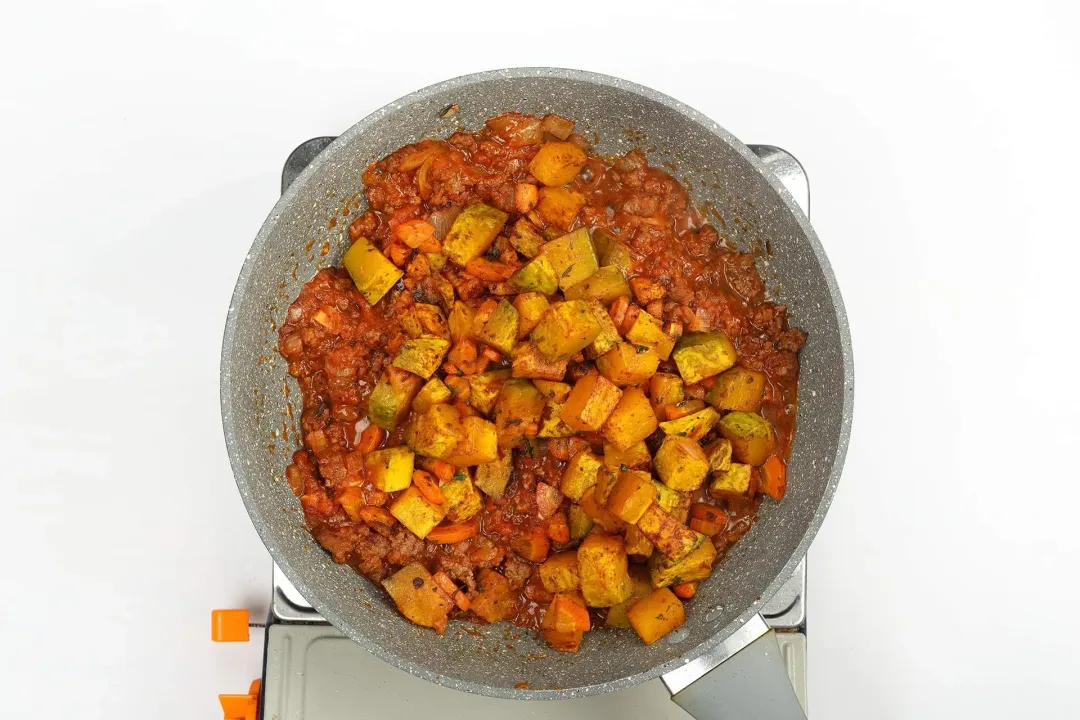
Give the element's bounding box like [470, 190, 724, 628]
[259, 138, 811, 719]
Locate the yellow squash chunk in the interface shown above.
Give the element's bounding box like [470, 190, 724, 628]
[596, 343, 661, 386]
[367, 372, 422, 431]
[606, 567, 652, 628]
[529, 140, 587, 186]
[389, 486, 446, 539]
[706, 367, 767, 411]
[592, 228, 634, 275]
[537, 187, 586, 230]
[625, 311, 675, 360]
[542, 228, 598, 291]
[538, 401, 578, 438]
[672, 331, 738, 385]
[412, 377, 452, 414]
[442, 203, 509, 266]
[382, 563, 453, 631]
[624, 525, 655, 557]
[659, 406, 721, 441]
[508, 254, 559, 295]
[718, 412, 776, 466]
[531, 300, 602, 363]
[604, 441, 651, 472]
[628, 588, 686, 645]
[649, 535, 716, 588]
[636, 504, 700, 561]
[560, 449, 603, 502]
[408, 403, 462, 459]
[561, 371, 622, 432]
[578, 486, 626, 533]
[534, 379, 571, 403]
[602, 387, 658, 451]
[474, 452, 512, 498]
[653, 481, 688, 520]
[448, 301, 475, 343]
[585, 299, 621, 359]
[703, 438, 733, 472]
[445, 416, 499, 466]
[568, 504, 594, 540]
[392, 337, 451, 379]
[442, 472, 483, 522]
[468, 369, 511, 415]
[606, 470, 656, 524]
[709, 462, 753, 499]
[342, 236, 403, 306]
[564, 266, 632, 305]
[650, 373, 685, 407]
[513, 292, 550, 338]
[593, 467, 618, 505]
[401, 303, 448, 339]
[494, 379, 545, 449]
[539, 552, 581, 593]
[577, 533, 635, 608]
[508, 217, 545, 258]
[473, 299, 518, 355]
[654, 436, 710, 491]
[364, 446, 415, 492]
[511, 343, 568, 381]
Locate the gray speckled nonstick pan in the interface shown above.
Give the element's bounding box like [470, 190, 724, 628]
[220, 68, 853, 709]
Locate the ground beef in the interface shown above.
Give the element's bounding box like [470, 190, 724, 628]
[386, 526, 424, 567]
[503, 556, 534, 590]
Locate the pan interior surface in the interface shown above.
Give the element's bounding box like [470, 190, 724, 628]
[221, 68, 852, 699]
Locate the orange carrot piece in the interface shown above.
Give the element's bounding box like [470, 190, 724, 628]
[547, 511, 570, 544]
[422, 458, 455, 484]
[427, 519, 480, 544]
[689, 517, 725, 536]
[690, 502, 726, 523]
[465, 257, 517, 282]
[481, 346, 503, 363]
[511, 526, 551, 563]
[353, 505, 397, 529]
[453, 590, 471, 611]
[386, 332, 405, 355]
[608, 295, 630, 328]
[356, 425, 385, 455]
[395, 219, 437, 249]
[432, 570, 459, 597]
[760, 456, 787, 501]
[673, 582, 697, 599]
[412, 470, 445, 505]
[542, 594, 591, 633]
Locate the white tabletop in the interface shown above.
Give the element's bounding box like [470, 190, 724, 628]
[2, 1, 1078, 718]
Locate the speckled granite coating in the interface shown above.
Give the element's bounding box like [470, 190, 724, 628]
[220, 68, 853, 700]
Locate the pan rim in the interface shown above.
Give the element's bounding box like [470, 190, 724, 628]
[220, 66, 854, 700]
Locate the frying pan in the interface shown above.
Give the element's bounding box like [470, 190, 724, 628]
[220, 68, 853, 717]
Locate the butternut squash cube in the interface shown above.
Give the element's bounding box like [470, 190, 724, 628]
[601, 387, 658, 451]
[564, 265, 631, 305]
[511, 342, 568, 381]
[391, 337, 450, 379]
[442, 472, 483, 522]
[367, 372, 422, 431]
[577, 533, 635, 607]
[408, 403, 462, 460]
[593, 466, 618, 505]
[605, 469, 656, 524]
[649, 372, 685, 407]
[603, 441, 651, 472]
[578, 486, 626, 533]
[539, 552, 581, 593]
[658, 406, 721, 441]
[703, 438, 733, 472]
[636, 504, 700, 561]
[718, 411, 776, 466]
[513, 292, 550, 338]
[596, 343, 660, 386]
[412, 377, 452, 414]
[627, 588, 686, 645]
[442, 202, 509, 266]
[560, 371, 622, 432]
[706, 367, 767, 412]
[364, 446, 415, 492]
[474, 452, 512, 498]
[648, 535, 716, 588]
[541, 228, 598, 291]
[585, 299, 621, 359]
[654, 436, 710, 491]
[538, 401, 577, 438]
[625, 310, 675, 360]
[592, 228, 634, 275]
[342, 236, 403, 306]
[605, 567, 653, 628]
[508, 217, 544, 258]
[401, 303, 448, 339]
[389, 486, 446, 539]
[672, 331, 738, 385]
[445, 416, 498, 466]
[508, 255, 559, 295]
[624, 525, 655, 558]
[531, 300, 602, 363]
[568, 504, 594, 540]
[560, 449, 603, 502]
[709, 462, 753, 499]
[653, 481, 689, 520]
[448, 301, 475, 343]
[533, 379, 571, 403]
[536, 187, 586, 230]
[382, 563, 453, 631]
[473, 299, 518, 355]
[468, 369, 511, 415]
[494, 379, 545, 449]
[529, 141, 587, 186]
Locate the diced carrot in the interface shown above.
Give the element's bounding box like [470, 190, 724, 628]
[515, 183, 539, 213]
[547, 510, 570, 544]
[432, 570, 459, 597]
[465, 257, 517, 282]
[395, 219, 438, 249]
[548, 437, 571, 461]
[690, 517, 725, 536]
[418, 236, 442, 253]
[511, 526, 551, 563]
[412, 470, 445, 504]
[386, 332, 405, 355]
[608, 295, 630, 328]
[387, 240, 412, 267]
[356, 425, 385, 454]
[453, 590, 471, 611]
[353, 505, 397, 529]
[672, 582, 697, 599]
[427, 519, 480, 544]
[619, 305, 641, 335]
[481, 346, 503, 364]
[542, 594, 591, 633]
[422, 458, 455, 484]
[760, 455, 787, 501]
[698, 376, 718, 391]
[690, 502, 726, 523]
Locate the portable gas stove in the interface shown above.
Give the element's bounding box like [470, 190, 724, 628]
[215, 139, 812, 720]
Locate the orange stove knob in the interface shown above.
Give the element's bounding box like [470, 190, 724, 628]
[211, 608, 250, 642]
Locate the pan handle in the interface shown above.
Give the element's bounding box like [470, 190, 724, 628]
[662, 614, 806, 720]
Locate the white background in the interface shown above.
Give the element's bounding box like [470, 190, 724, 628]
[2, 1, 1078, 718]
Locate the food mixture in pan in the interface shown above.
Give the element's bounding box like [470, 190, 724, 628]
[278, 112, 805, 651]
